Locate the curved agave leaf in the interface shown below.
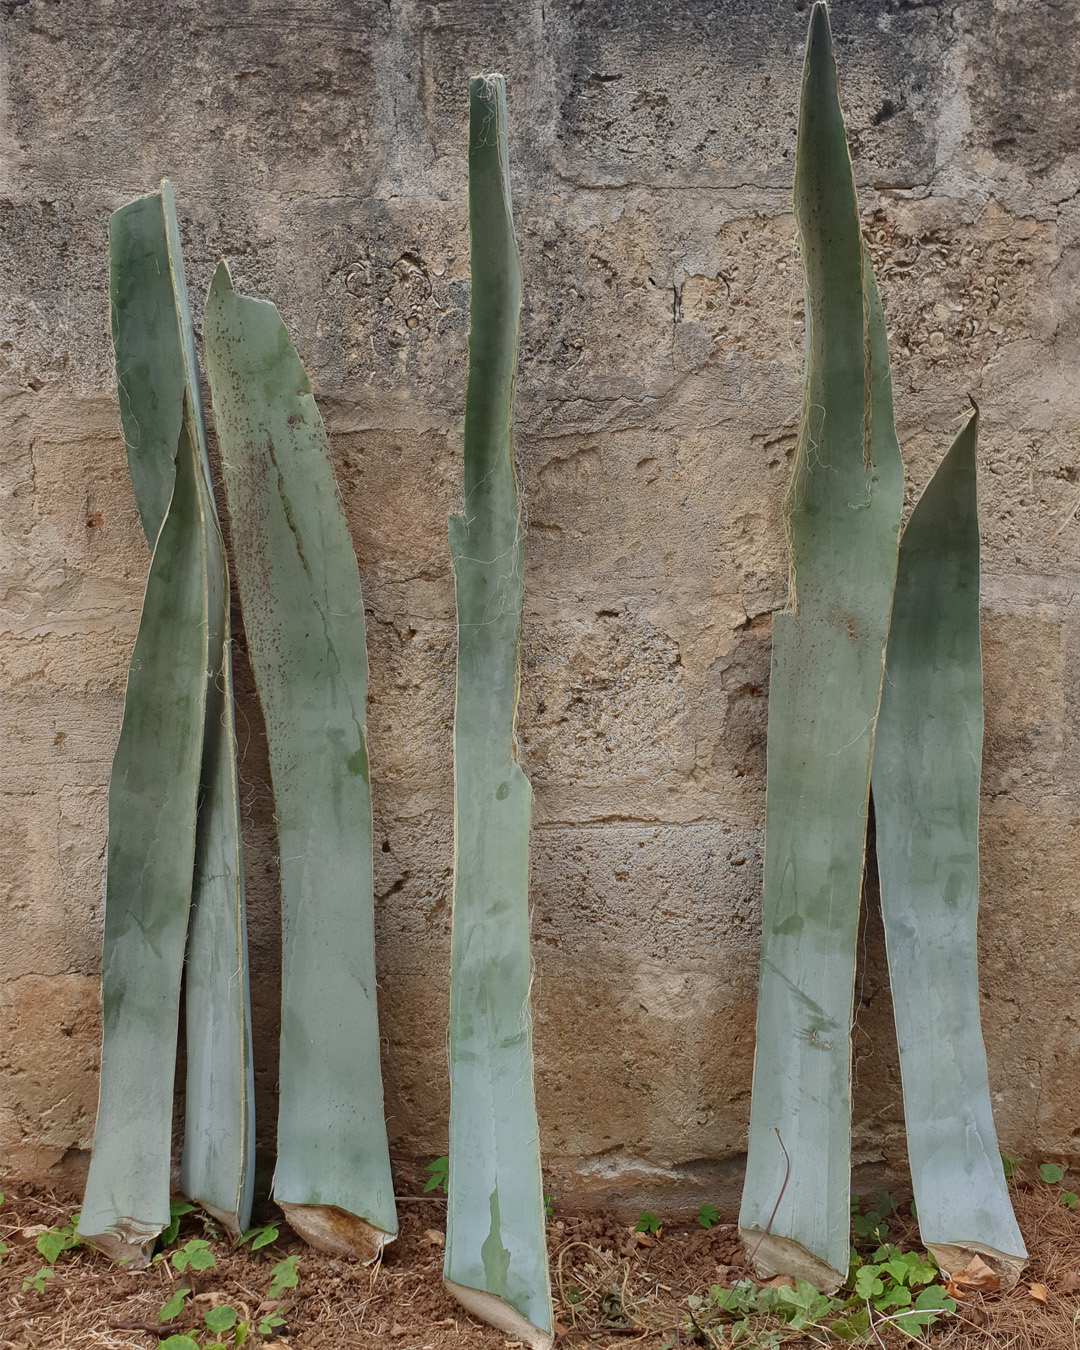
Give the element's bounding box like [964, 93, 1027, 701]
[78, 407, 210, 1263]
[203, 261, 395, 1260]
[443, 75, 552, 1350]
[738, 4, 904, 1290]
[872, 408, 1026, 1287]
[82, 184, 253, 1257]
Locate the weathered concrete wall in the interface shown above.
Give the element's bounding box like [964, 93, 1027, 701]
[2, 0, 1078, 1215]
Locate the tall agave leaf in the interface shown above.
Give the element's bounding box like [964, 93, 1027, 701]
[738, 4, 904, 1290]
[80, 185, 253, 1257]
[179, 492, 255, 1237]
[443, 75, 552, 1350]
[78, 406, 212, 1263]
[872, 408, 1026, 1287]
[117, 182, 253, 1236]
[203, 261, 396, 1260]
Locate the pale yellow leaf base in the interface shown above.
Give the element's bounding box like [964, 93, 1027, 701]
[279, 1203, 393, 1264]
[443, 1277, 554, 1350]
[928, 1240, 1026, 1293]
[79, 1221, 159, 1269]
[197, 1199, 242, 1241]
[739, 1227, 845, 1295]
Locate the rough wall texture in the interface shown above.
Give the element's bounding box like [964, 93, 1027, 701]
[2, 0, 1078, 1217]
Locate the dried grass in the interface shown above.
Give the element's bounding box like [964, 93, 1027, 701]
[2, 1179, 1077, 1349]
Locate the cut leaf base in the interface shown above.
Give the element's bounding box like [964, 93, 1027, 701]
[196, 1198, 244, 1242]
[929, 1240, 1026, 1293]
[278, 1202, 393, 1264]
[738, 1227, 844, 1294]
[78, 1220, 158, 1269]
[443, 1277, 554, 1350]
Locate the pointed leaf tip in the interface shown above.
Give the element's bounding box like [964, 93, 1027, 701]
[209, 260, 234, 296]
[809, 1, 831, 30]
[806, 2, 836, 68]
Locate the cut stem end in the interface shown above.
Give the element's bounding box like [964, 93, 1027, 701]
[738, 1227, 845, 1295]
[443, 1277, 554, 1350]
[279, 1202, 395, 1264]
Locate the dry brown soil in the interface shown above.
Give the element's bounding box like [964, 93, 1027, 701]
[1, 1179, 1078, 1349]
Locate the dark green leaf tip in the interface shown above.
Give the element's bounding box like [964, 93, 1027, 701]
[809, 2, 831, 39]
[805, 2, 837, 85]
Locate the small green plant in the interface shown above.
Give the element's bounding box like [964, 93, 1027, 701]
[171, 1238, 216, 1274]
[159, 1337, 200, 1350]
[686, 1240, 956, 1344]
[159, 1287, 189, 1321]
[543, 1192, 554, 1221]
[204, 1304, 239, 1333]
[257, 1312, 286, 1336]
[851, 1190, 899, 1246]
[697, 1203, 720, 1230]
[157, 1287, 246, 1345]
[160, 1199, 196, 1248]
[239, 1222, 279, 1251]
[634, 1211, 660, 1235]
[1001, 1150, 1020, 1181]
[1035, 1161, 1078, 1209]
[22, 1266, 57, 1294]
[268, 1252, 300, 1299]
[423, 1156, 449, 1194]
[36, 1213, 81, 1264]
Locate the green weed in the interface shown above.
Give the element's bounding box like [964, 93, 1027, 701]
[159, 1287, 189, 1321]
[171, 1238, 216, 1274]
[21, 1266, 57, 1294]
[684, 1239, 955, 1344]
[268, 1252, 300, 1299]
[36, 1213, 81, 1265]
[159, 1200, 196, 1248]
[239, 1223, 279, 1251]
[423, 1156, 449, 1194]
[850, 1189, 899, 1246]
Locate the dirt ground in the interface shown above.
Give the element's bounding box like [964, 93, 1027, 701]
[1, 1176, 1078, 1350]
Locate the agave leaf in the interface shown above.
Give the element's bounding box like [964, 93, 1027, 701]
[109, 181, 206, 546]
[109, 189, 187, 545]
[151, 184, 255, 1239]
[78, 406, 211, 1264]
[82, 183, 253, 1255]
[872, 407, 1026, 1288]
[202, 261, 396, 1260]
[442, 75, 552, 1350]
[179, 492, 255, 1238]
[738, 4, 904, 1290]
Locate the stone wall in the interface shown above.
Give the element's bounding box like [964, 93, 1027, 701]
[2, 0, 1078, 1215]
